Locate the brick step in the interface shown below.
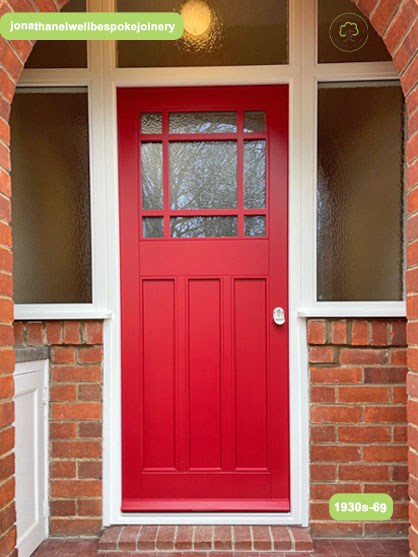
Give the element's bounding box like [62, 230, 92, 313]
[98, 525, 313, 553]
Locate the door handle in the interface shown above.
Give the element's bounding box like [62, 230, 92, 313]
[273, 307, 285, 326]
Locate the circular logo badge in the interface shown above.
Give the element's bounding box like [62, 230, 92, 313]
[329, 12, 368, 53]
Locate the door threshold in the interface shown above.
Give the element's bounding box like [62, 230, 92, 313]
[98, 525, 313, 553]
[122, 499, 290, 512]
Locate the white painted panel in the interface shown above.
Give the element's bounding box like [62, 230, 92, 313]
[14, 360, 48, 557]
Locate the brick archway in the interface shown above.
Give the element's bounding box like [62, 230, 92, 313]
[0, 1, 416, 555]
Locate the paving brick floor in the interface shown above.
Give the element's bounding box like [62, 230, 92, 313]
[32, 537, 409, 556]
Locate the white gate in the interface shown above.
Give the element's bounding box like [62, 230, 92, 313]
[14, 359, 48, 557]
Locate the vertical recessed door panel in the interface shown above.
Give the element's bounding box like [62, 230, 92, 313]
[118, 86, 289, 511]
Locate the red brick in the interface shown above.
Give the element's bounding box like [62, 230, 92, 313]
[310, 464, 336, 481]
[393, 464, 409, 481]
[309, 346, 335, 363]
[409, 184, 418, 214]
[408, 321, 418, 345]
[78, 498, 102, 517]
[270, 526, 291, 551]
[0, 274, 12, 297]
[49, 385, 76, 402]
[384, 0, 417, 53]
[99, 525, 123, 551]
[234, 526, 252, 550]
[13, 322, 23, 345]
[311, 425, 336, 443]
[365, 406, 406, 423]
[352, 321, 369, 345]
[49, 518, 101, 536]
[310, 366, 361, 384]
[310, 445, 361, 462]
[0, 427, 14, 455]
[364, 483, 408, 500]
[0, 526, 16, 556]
[193, 525, 212, 550]
[291, 526, 313, 551]
[364, 366, 407, 384]
[78, 346, 103, 364]
[394, 423, 408, 442]
[311, 405, 363, 423]
[50, 461, 76, 478]
[307, 320, 326, 344]
[340, 348, 389, 365]
[137, 525, 157, 550]
[85, 320, 103, 344]
[371, 0, 400, 36]
[46, 321, 62, 344]
[408, 212, 418, 243]
[50, 479, 101, 498]
[213, 525, 232, 550]
[331, 320, 347, 345]
[0, 453, 14, 482]
[0, 301, 13, 331]
[310, 385, 335, 403]
[0, 503, 15, 533]
[338, 425, 391, 443]
[26, 322, 43, 345]
[78, 461, 101, 479]
[356, 0, 379, 17]
[175, 525, 193, 550]
[311, 483, 362, 499]
[409, 160, 418, 192]
[50, 499, 76, 517]
[78, 421, 102, 438]
[393, 385, 407, 403]
[64, 321, 81, 345]
[52, 365, 101, 383]
[252, 525, 271, 550]
[52, 441, 101, 459]
[156, 525, 176, 550]
[51, 402, 101, 420]
[392, 348, 407, 365]
[0, 400, 14, 427]
[0, 349, 14, 373]
[0, 221, 11, 248]
[0, 194, 11, 222]
[364, 445, 408, 462]
[0, 477, 14, 509]
[310, 501, 331, 520]
[403, 52, 418, 96]
[49, 422, 76, 439]
[51, 346, 75, 364]
[339, 464, 390, 481]
[339, 386, 390, 403]
[117, 525, 141, 551]
[0, 375, 13, 399]
[371, 320, 389, 345]
[78, 383, 101, 401]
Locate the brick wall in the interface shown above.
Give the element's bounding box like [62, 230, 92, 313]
[14, 320, 104, 537]
[308, 318, 408, 538]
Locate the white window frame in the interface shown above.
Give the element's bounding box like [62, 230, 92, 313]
[14, 0, 404, 526]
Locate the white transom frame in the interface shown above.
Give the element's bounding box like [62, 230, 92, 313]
[14, 0, 402, 526]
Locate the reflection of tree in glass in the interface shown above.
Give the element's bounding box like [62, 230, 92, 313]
[171, 216, 237, 237]
[244, 215, 265, 237]
[169, 112, 237, 134]
[141, 142, 163, 210]
[244, 140, 266, 209]
[170, 141, 237, 209]
[143, 217, 164, 238]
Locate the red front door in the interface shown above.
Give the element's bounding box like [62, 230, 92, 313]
[118, 86, 289, 512]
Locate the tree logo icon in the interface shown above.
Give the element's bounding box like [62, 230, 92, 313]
[329, 13, 368, 53]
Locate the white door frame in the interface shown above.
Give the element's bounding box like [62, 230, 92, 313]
[14, 0, 401, 527]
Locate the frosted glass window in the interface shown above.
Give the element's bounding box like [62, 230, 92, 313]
[141, 143, 163, 210]
[318, 0, 391, 63]
[11, 89, 92, 304]
[170, 141, 237, 209]
[169, 112, 237, 134]
[244, 140, 266, 209]
[25, 0, 87, 68]
[141, 113, 162, 134]
[317, 82, 405, 302]
[171, 217, 237, 237]
[117, 0, 288, 67]
[245, 216, 265, 237]
[143, 218, 164, 238]
[244, 112, 265, 133]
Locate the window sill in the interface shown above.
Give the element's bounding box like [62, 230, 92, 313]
[14, 305, 112, 321]
[298, 301, 406, 318]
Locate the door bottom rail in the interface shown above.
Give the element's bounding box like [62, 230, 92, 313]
[98, 525, 313, 553]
